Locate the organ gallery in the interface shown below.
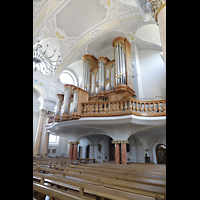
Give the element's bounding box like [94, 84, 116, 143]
[54, 37, 138, 122]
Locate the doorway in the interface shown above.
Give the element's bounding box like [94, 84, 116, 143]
[109, 137, 115, 161]
[156, 144, 166, 164]
[86, 145, 90, 158]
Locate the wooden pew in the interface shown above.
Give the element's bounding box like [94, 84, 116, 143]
[54, 164, 166, 187]
[35, 166, 166, 199]
[33, 181, 90, 200]
[78, 163, 166, 176]
[33, 171, 157, 200]
[78, 158, 95, 164]
[72, 163, 166, 180]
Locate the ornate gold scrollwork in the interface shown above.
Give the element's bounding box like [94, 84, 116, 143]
[148, 0, 166, 22]
[114, 41, 125, 52]
[84, 58, 91, 67]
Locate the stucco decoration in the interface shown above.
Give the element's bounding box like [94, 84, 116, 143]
[41, 98, 56, 113]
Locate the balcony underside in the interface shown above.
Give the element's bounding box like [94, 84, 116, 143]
[46, 114, 166, 141]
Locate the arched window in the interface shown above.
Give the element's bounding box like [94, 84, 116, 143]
[59, 69, 78, 86]
[49, 134, 59, 144]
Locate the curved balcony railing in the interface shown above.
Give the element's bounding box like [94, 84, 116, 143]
[47, 99, 166, 124]
[81, 99, 166, 117]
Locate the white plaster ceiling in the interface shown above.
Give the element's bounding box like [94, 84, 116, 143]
[88, 30, 125, 60]
[56, 0, 107, 37]
[135, 24, 161, 46]
[33, 0, 161, 82]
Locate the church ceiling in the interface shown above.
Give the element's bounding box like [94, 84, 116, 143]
[33, 0, 160, 82]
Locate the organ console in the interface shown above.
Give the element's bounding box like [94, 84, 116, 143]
[55, 37, 136, 121]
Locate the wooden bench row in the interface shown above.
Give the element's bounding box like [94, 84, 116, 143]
[68, 163, 166, 180]
[33, 158, 95, 167]
[33, 171, 161, 200]
[79, 162, 166, 176]
[34, 165, 166, 199]
[52, 164, 166, 187]
[33, 181, 88, 200]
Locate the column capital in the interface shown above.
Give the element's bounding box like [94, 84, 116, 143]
[68, 141, 80, 145]
[57, 94, 64, 102]
[40, 109, 54, 116]
[147, 0, 166, 22]
[112, 140, 129, 144]
[40, 98, 56, 113]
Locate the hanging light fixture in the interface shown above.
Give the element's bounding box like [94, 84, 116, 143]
[33, 0, 62, 74]
[33, 37, 62, 74]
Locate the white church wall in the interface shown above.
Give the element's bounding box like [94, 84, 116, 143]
[97, 137, 109, 162]
[60, 137, 68, 157]
[133, 46, 166, 100]
[139, 49, 166, 99]
[78, 138, 90, 159]
[132, 44, 141, 98]
[47, 136, 68, 157]
[127, 145, 137, 162]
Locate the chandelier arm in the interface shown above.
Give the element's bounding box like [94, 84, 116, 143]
[42, 56, 60, 67]
[41, 45, 49, 55]
[42, 59, 57, 72]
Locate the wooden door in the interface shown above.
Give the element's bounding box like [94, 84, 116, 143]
[156, 144, 166, 164]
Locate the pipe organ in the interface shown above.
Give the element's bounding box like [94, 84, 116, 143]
[55, 84, 88, 122]
[82, 36, 135, 101]
[54, 37, 135, 121]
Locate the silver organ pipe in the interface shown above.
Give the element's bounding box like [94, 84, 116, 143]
[55, 96, 61, 116]
[121, 47, 126, 84]
[115, 45, 126, 85]
[87, 64, 90, 92]
[62, 86, 70, 114]
[115, 45, 119, 85]
[98, 61, 105, 92]
[98, 61, 101, 91]
[82, 60, 91, 93]
[73, 90, 78, 112]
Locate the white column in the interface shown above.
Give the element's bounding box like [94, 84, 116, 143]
[148, 0, 166, 66]
[157, 5, 166, 66]
[33, 109, 47, 156]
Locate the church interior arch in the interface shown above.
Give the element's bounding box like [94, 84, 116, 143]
[78, 134, 114, 163]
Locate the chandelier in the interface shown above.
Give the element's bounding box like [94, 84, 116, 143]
[33, 37, 62, 74]
[33, 0, 62, 74]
